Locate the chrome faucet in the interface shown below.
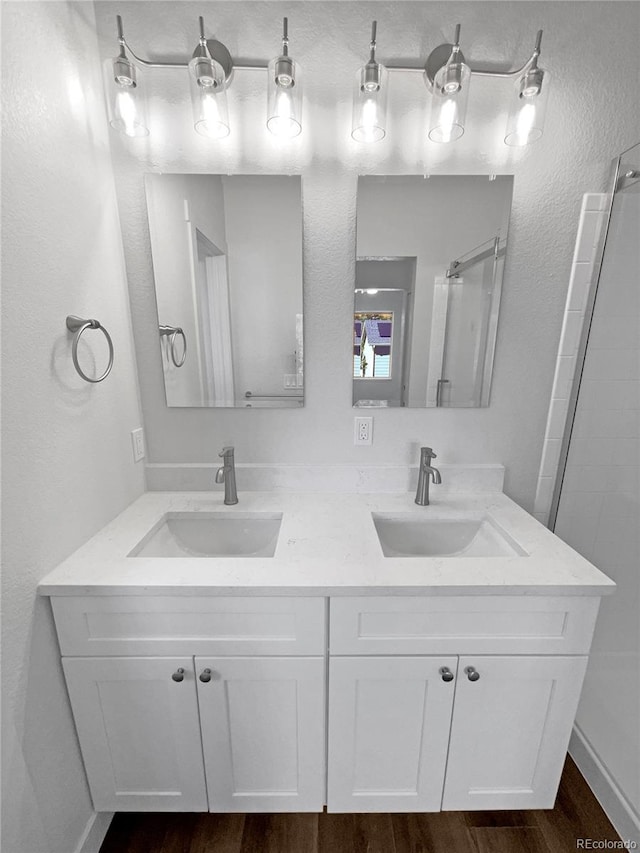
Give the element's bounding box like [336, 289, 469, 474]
[415, 446, 442, 506]
[215, 446, 238, 505]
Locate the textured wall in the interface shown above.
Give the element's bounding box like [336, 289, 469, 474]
[98, 0, 639, 511]
[1, 2, 145, 851]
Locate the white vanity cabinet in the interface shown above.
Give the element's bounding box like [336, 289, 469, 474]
[52, 596, 326, 813]
[51, 591, 600, 815]
[327, 596, 599, 813]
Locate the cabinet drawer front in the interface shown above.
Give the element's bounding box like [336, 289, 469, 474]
[52, 596, 326, 656]
[330, 596, 599, 655]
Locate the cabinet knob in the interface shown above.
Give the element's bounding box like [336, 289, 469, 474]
[465, 666, 480, 682]
[439, 666, 454, 683]
[199, 668, 212, 683]
[171, 668, 185, 682]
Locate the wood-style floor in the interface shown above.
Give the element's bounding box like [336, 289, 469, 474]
[100, 756, 621, 853]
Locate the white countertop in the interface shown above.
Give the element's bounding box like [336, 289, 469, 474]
[38, 490, 615, 597]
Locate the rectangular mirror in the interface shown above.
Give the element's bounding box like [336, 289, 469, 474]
[353, 175, 513, 408]
[146, 174, 303, 408]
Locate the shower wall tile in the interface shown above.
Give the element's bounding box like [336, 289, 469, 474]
[534, 475, 555, 515]
[583, 193, 609, 211]
[558, 309, 586, 356]
[575, 210, 605, 262]
[567, 262, 595, 310]
[545, 397, 570, 439]
[539, 438, 562, 478]
[533, 193, 608, 524]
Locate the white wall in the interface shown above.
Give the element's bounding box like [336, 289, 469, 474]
[556, 184, 640, 842]
[1, 3, 145, 851]
[223, 176, 303, 399]
[98, 1, 640, 510]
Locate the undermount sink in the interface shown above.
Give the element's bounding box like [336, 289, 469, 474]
[129, 512, 283, 558]
[372, 513, 527, 558]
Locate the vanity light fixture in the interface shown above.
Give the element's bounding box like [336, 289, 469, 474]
[425, 25, 471, 143]
[267, 18, 302, 138]
[188, 17, 231, 139]
[503, 31, 548, 146]
[107, 16, 150, 136]
[355, 23, 548, 146]
[351, 22, 388, 142]
[106, 16, 302, 140]
[424, 25, 548, 145]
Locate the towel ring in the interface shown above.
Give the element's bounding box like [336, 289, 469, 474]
[66, 315, 114, 383]
[159, 325, 187, 368]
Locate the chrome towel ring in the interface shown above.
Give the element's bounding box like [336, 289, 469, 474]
[159, 325, 187, 368]
[66, 315, 114, 383]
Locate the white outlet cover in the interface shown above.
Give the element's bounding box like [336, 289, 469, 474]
[354, 416, 373, 446]
[131, 428, 145, 462]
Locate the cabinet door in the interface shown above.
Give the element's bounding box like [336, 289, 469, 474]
[197, 656, 325, 812]
[327, 656, 458, 812]
[442, 655, 588, 811]
[62, 657, 208, 812]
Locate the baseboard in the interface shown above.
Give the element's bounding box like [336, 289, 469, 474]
[73, 812, 113, 853]
[570, 725, 640, 846]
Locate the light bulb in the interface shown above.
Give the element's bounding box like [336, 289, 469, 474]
[437, 99, 456, 143]
[267, 87, 301, 137]
[115, 89, 138, 137]
[515, 103, 535, 144]
[195, 89, 230, 139]
[361, 97, 380, 138]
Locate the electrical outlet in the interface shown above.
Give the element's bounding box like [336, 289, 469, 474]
[354, 416, 373, 446]
[131, 428, 145, 462]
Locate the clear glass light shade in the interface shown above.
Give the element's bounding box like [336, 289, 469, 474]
[427, 61, 470, 143]
[189, 57, 230, 139]
[267, 57, 302, 138]
[504, 70, 549, 146]
[106, 58, 149, 137]
[351, 64, 388, 143]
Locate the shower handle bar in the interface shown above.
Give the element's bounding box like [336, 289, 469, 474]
[447, 238, 505, 278]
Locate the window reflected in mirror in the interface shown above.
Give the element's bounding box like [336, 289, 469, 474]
[354, 312, 393, 379]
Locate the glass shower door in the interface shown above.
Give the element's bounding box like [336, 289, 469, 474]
[439, 238, 504, 407]
[553, 142, 640, 831]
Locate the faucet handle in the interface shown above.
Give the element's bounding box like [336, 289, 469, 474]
[420, 446, 437, 459]
[219, 446, 234, 459]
